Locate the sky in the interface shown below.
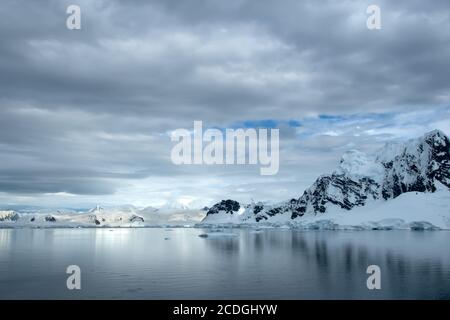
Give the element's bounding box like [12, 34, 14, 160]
[0, 0, 449, 209]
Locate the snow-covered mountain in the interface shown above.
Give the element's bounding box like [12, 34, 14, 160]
[159, 201, 191, 211]
[202, 130, 450, 229]
[0, 211, 20, 222]
[0, 204, 205, 228]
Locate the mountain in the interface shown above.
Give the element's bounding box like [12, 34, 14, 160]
[158, 199, 206, 212]
[0, 211, 20, 222]
[0, 204, 206, 228]
[202, 130, 450, 228]
[159, 201, 192, 211]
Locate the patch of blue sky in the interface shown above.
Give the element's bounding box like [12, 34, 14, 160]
[318, 112, 394, 123]
[295, 112, 401, 139]
[228, 119, 302, 129]
[215, 106, 449, 138]
[310, 106, 449, 139]
[242, 119, 278, 128]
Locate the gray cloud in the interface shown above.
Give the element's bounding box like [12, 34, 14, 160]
[0, 0, 449, 206]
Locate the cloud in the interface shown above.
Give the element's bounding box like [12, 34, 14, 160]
[0, 0, 448, 207]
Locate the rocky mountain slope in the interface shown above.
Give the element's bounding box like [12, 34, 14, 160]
[202, 130, 450, 228]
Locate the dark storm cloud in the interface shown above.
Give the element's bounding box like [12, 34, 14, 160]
[0, 0, 448, 202]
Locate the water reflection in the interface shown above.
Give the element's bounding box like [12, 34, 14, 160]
[199, 229, 450, 299]
[0, 228, 449, 299]
[0, 229, 12, 250]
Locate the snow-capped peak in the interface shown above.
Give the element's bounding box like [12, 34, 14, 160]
[159, 201, 191, 211]
[88, 205, 104, 213]
[375, 129, 449, 163]
[202, 129, 450, 225]
[335, 150, 384, 181]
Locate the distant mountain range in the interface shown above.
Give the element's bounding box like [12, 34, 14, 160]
[0, 202, 206, 228]
[202, 130, 450, 229]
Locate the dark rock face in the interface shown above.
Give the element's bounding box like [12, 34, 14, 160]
[380, 130, 450, 199]
[45, 215, 56, 222]
[88, 214, 101, 225]
[290, 175, 380, 219]
[0, 211, 20, 222]
[253, 205, 264, 214]
[129, 215, 144, 223]
[206, 200, 240, 215]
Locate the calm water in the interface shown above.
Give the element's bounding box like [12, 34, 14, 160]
[0, 228, 449, 299]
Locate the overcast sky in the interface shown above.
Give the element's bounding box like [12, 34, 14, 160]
[0, 0, 449, 209]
